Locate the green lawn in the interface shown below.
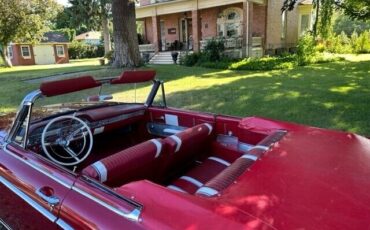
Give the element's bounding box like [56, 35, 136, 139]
[1, 55, 370, 136]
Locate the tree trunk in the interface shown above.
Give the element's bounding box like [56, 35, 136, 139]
[102, 14, 111, 56]
[313, 0, 320, 39]
[112, 0, 141, 68]
[0, 46, 12, 67]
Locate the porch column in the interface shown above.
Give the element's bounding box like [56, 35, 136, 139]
[243, 1, 254, 57]
[192, 10, 201, 52]
[152, 16, 161, 52]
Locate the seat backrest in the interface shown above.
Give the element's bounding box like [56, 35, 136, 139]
[163, 123, 213, 174]
[82, 139, 164, 187]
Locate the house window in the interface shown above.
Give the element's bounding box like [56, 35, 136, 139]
[21, 45, 31, 59]
[281, 11, 287, 39]
[300, 14, 310, 35]
[7, 46, 13, 59]
[56, 45, 65, 57]
[217, 8, 243, 38]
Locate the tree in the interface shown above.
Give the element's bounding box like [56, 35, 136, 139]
[282, 0, 370, 39]
[68, 0, 112, 55]
[333, 14, 370, 35]
[111, 0, 140, 67]
[0, 0, 59, 67]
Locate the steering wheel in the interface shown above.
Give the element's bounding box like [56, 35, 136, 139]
[41, 115, 93, 166]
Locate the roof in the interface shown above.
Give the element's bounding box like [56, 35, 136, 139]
[41, 32, 69, 43]
[75, 31, 102, 40]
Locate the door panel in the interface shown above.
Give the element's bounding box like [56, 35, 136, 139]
[34, 46, 55, 65]
[147, 107, 215, 128]
[0, 144, 75, 229]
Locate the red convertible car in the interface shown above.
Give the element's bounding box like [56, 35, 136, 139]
[0, 70, 370, 229]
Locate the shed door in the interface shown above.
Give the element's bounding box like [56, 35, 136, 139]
[34, 45, 55, 65]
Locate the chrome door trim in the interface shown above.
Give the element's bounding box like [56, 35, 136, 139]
[0, 175, 58, 225]
[72, 186, 142, 222]
[3, 144, 71, 189]
[3, 144, 142, 222]
[0, 218, 12, 230]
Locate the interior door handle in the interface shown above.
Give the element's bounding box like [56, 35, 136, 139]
[36, 186, 60, 207]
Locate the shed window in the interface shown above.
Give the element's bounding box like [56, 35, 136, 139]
[56, 45, 65, 57]
[7, 46, 13, 59]
[21, 46, 31, 59]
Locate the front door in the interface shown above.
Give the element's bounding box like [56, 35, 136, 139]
[33, 45, 55, 65]
[180, 19, 193, 50]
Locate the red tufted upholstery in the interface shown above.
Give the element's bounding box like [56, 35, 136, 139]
[82, 139, 163, 187]
[40, 76, 101, 97]
[169, 156, 231, 194]
[111, 70, 156, 84]
[162, 123, 214, 174]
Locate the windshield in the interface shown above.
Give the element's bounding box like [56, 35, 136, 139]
[31, 81, 153, 121]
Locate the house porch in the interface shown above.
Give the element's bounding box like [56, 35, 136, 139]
[136, 0, 268, 59]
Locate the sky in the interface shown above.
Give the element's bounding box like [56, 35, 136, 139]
[56, 0, 68, 6]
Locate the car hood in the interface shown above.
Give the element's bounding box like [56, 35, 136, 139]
[120, 117, 370, 229]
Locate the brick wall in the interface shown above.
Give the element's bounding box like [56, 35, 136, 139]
[200, 7, 218, 39]
[11, 44, 35, 66]
[252, 4, 266, 38]
[54, 44, 69, 64]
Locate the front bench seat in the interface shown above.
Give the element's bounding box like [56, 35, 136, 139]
[82, 139, 164, 187]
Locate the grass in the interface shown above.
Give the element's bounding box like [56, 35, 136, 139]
[1, 54, 370, 136]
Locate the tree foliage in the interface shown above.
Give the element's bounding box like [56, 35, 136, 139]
[333, 15, 370, 35]
[67, 0, 112, 54]
[0, 0, 59, 67]
[282, 0, 370, 39]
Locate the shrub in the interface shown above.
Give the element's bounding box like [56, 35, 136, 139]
[68, 41, 104, 59]
[353, 30, 370, 54]
[105, 50, 114, 64]
[297, 34, 317, 66]
[229, 55, 297, 71]
[203, 39, 225, 62]
[198, 61, 231, 69]
[181, 52, 201, 66]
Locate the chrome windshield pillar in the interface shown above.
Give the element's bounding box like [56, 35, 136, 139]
[5, 90, 42, 145]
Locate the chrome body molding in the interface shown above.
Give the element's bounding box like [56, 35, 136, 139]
[72, 186, 142, 222]
[2, 144, 142, 223]
[3, 144, 71, 189]
[0, 175, 58, 225]
[0, 218, 12, 230]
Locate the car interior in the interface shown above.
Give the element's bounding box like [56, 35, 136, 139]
[19, 71, 286, 197]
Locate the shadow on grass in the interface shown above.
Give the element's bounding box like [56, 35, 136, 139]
[163, 60, 370, 135]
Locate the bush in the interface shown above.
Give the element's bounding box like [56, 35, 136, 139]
[105, 50, 114, 64]
[297, 34, 317, 66]
[68, 41, 104, 59]
[203, 39, 225, 62]
[181, 52, 201, 66]
[229, 55, 297, 71]
[353, 30, 370, 54]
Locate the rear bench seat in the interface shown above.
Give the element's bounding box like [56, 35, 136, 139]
[167, 130, 287, 196]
